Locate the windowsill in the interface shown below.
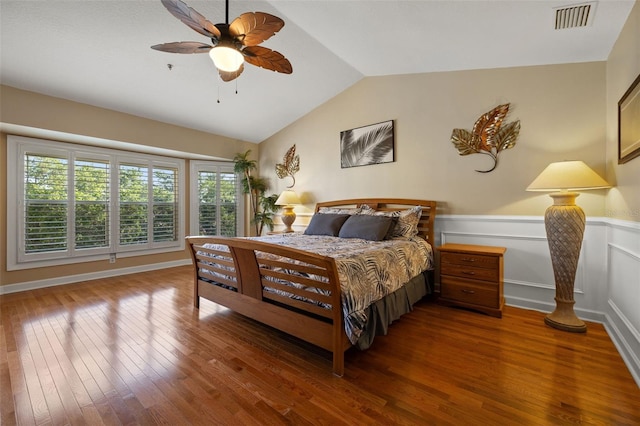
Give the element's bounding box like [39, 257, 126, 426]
[7, 244, 185, 271]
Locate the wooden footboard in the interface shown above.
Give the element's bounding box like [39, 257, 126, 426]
[186, 236, 351, 376]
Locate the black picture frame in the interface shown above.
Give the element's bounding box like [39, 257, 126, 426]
[618, 73, 640, 164]
[340, 120, 394, 168]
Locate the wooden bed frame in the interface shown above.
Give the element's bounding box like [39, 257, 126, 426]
[186, 198, 437, 376]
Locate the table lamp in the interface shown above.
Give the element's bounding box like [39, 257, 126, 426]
[275, 189, 301, 232]
[526, 160, 610, 332]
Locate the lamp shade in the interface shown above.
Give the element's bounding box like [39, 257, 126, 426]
[275, 190, 301, 206]
[526, 161, 610, 192]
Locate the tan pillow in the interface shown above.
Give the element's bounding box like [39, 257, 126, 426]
[317, 206, 363, 215]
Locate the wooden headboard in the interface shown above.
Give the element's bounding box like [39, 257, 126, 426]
[314, 198, 437, 244]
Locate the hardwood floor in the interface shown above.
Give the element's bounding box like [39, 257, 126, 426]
[1, 266, 639, 425]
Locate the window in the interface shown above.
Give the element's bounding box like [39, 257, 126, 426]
[119, 163, 149, 246]
[190, 161, 243, 237]
[152, 166, 179, 242]
[24, 153, 69, 254]
[7, 136, 185, 270]
[75, 158, 110, 250]
[116, 160, 180, 251]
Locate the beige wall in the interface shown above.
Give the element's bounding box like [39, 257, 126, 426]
[0, 85, 254, 159]
[0, 85, 259, 286]
[606, 0, 640, 222]
[260, 62, 608, 218]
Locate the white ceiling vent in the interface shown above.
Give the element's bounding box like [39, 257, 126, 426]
[554, 2, 596, 30]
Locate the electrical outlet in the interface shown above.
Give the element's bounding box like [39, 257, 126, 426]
[109, 253, 116, 263]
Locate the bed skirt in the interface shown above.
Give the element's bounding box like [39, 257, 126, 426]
[355, 270, 432, 350]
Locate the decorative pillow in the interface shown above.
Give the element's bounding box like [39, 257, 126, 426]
[304, 214, 350, 236]
[360, 205, 422, 238]
[317, 206, 362, 215]
[338, 215, 393, 241]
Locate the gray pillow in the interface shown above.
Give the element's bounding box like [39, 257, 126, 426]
[360, 205, 422, 238]
[304, 214, 350, 236]
[338, 215, 393, 241]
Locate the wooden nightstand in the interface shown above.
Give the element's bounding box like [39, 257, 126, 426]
[437, 243, 506, 318]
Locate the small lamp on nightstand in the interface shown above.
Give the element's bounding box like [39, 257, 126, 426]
[275, 189, 301, 233]
[526, 160, 610, 333]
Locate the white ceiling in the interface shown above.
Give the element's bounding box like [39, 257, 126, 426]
[0, 0, 635, 144]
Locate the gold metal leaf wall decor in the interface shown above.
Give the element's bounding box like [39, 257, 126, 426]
[450, 103, 521, 173]
[275, 144, 300, 188]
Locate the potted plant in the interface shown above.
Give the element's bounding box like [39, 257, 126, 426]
[233, 150, 278, 235]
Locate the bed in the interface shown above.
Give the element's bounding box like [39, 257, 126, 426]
[186, 198, 437, 376]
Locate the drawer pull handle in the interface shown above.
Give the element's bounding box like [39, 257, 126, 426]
[462, 271, 476, 275]
[461, 258, 476, 262]
[461, 289, 476, 294]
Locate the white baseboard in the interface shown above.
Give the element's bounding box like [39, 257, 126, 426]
[505, 296, 606, 324]
[0, 259, 192, 295]
[605, 301, 640, 388]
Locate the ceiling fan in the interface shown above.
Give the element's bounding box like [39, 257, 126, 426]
[151, 0, 292, 82]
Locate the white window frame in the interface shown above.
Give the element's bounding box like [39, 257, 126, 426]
[189, 160, 244, 237]
[7, 135, 185, 271]
[116, 156, 182, 253]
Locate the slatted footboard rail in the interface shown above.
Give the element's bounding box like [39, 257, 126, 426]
[186, 236, 351, 376]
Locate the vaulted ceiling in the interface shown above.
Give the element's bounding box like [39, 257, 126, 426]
[0, 0, 635, 143]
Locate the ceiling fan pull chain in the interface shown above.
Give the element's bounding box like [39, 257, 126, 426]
[217, 77, 221, 103]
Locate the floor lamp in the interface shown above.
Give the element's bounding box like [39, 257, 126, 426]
[275, 189, 301, 233]
[526, 161, 610, 332]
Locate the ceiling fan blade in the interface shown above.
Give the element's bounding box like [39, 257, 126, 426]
[151, 41, 212, 54]
[161, 0, 221, 40]
[243, 45, 292, 74]
[219, 63, 245, 82]
[229, 12, 284, 46]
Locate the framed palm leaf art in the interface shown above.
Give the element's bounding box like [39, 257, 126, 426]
[340, 120, 394, 168]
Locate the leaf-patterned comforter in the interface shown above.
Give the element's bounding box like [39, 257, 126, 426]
[244, 233, 434, 344]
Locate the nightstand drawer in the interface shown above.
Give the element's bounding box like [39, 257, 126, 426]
[441, 252, 498, 269]
[440, 277, 499, 308]
[437, 243, 506, 318]
[441, 264, 498, 282]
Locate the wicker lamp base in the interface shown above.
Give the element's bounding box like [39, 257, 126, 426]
[544, 192, 587, 333]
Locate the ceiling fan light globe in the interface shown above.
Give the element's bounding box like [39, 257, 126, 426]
[209, 46, 244, 72]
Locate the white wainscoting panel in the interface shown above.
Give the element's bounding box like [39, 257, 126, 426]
[605, 219, 640, 386]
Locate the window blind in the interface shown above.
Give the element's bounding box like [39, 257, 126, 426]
[75, 159, 110, 249]
[24, 154, 69, 253]
[119, 163, 149, 245]
[195, 165, 239, 237]
[8, 135, 186, 269]
[153, 167, 178, 242]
